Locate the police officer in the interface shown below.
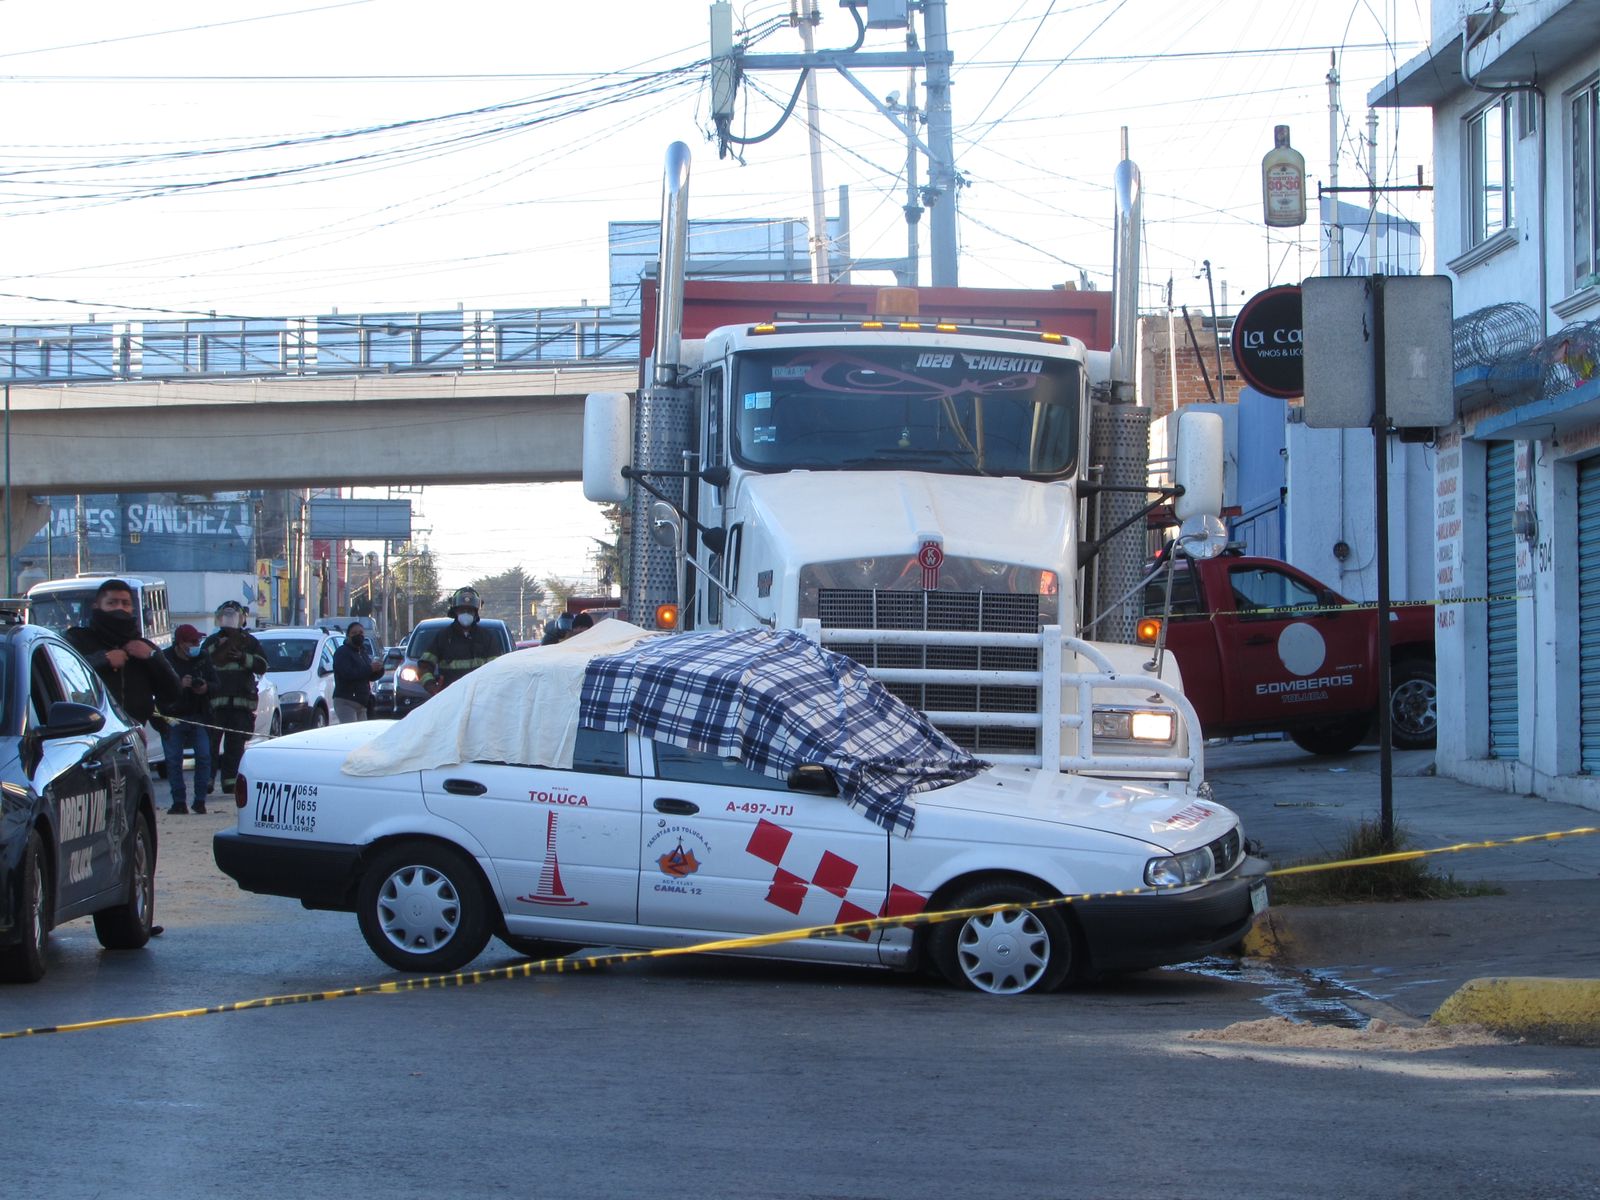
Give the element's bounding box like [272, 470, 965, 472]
[419, 587, 505, 695]
[201, 600, 268, 795]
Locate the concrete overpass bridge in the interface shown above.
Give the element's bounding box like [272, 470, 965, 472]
[1, 308, 641, 548]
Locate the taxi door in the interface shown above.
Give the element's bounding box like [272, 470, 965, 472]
[637, 741, 888, 938]
[419, 729, 641, 925]
[1217, 562, 1372, 726]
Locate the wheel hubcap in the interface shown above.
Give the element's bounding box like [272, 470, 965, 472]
[28, 849, 43, 947]
[956, 908, 1050, 994]
[376, 865, 461, 954]
[132, 826, 152, 928]
[1391, 678, 1437, 737]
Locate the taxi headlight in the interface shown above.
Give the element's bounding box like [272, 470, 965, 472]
[1092, 707, 1177, 744]
[1144, 846, 1215, 888]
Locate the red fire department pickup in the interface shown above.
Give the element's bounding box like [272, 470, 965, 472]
[1140, 550, 1436, 755]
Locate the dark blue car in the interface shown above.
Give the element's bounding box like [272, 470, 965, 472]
[0, 614, 159, 982]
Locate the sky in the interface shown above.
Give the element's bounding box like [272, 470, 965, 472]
[2, 0, 1431, 588]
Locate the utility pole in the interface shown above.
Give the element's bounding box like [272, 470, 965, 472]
[923, 0, 958, 284]
[712, 0, 954, 285]
[795, 4, 830, 283]
[1326, 53, 1345, 276]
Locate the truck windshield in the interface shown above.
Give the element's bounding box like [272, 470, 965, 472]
[731, 346, 1080, 478]
[26, 587, 97, 633]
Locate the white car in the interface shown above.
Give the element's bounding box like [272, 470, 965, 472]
[215, 624, 1266, 995]
[256, 627, 345, 733]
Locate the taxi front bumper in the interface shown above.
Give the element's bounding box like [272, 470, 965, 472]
[1073, 856, 1269, 974]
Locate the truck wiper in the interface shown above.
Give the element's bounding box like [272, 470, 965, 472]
[839, 450, 974, 469]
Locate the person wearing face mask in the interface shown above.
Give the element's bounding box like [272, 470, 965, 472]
[418, 587, 504, 696]
[63, 578, 182, 729]
[156, 624, 218, 814]
[331, 621, 383, 724]
[200, 600, 268, 796]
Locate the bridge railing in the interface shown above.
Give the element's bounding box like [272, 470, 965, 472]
[0, 309, 645, 384]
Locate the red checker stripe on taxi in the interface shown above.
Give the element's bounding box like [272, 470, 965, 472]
[765, 867, 809, 915]
[746, 818, 793, 866]
[810, 850, 858, 897]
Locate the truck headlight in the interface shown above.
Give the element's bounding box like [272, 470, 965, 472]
[399, 666, 419, 683]
[1092, 707, 1176, 744]
[1144, 846, 1215, 888]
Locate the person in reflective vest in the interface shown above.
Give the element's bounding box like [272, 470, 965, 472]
[201, 600, 268, 793]
[419, 587, 505, 695]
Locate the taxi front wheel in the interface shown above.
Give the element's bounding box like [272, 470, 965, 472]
[929, 880, 1077, 996]
[357, 841, 493, 973]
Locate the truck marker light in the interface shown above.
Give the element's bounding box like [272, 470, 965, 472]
[1136, 617, 1162, 645]
[753, 323, 777, 334]
[935, 323, 958, 333]
[860, 320, 885, 330]
[1040, 332, 1064, 343]
[898, 321, 923, 331]
[655, 603, 680, 630]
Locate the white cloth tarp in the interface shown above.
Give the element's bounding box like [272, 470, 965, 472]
[341, 619, 660, 777]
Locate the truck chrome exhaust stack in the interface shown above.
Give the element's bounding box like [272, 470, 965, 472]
[654, 141, 692, 387]
[1110, 128, 1141, 393]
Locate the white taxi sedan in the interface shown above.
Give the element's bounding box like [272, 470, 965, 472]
[214, 625, 1266, 995]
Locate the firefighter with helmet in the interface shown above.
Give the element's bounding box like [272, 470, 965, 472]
[419, 586, 505, 695]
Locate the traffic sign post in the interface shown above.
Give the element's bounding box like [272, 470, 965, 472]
[1300, 273, 1455, 846]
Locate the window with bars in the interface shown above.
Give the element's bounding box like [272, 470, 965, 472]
[1468, 96, 1515, 247]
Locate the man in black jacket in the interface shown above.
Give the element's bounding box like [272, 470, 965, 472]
[63, 578, 181, 728]
[331, 622, 382, 723]
[158, 624, 218, 814]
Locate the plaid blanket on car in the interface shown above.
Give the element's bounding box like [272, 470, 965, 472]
[578, 627, 985, 836]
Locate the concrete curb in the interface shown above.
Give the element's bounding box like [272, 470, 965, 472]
[1430, 977, 1600, 1046]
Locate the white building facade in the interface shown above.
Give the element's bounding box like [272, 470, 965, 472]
[1373, 0, 1600, 809]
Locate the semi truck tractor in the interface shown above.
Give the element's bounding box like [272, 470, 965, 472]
[583, 141, 1224, 787]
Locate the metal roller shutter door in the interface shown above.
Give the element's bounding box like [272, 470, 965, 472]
[1579, 457, 1600, 772]
[1485, 442, 1519, 759]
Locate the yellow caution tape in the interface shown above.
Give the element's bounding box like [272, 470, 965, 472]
[3, 824, 1594, 1040]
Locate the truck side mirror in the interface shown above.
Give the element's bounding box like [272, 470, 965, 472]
[582, 391, 633, 503]
[648, 501, 681, 549]
[1173, 410, 1223, 522]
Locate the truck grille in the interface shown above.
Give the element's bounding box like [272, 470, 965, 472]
[818, 588, 1041, 756]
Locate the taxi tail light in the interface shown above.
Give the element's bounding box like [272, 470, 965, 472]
[1136, 617, 1162, 645]
[235, 774, 248, 809]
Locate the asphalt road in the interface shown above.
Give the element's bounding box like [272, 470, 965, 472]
[5, 781, 1600, 1200]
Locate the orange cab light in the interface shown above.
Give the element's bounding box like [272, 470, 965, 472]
[935, 322, 958, 332]
[655, 603, 680, 631]
[898, 321, 922, 331]
[860, 320, 885, 330]
[1040, 332, 1064, 343]
[753, 322, 777, 334]
[1136, 617, 1162, 645]
[1038, 570, 1058, 596]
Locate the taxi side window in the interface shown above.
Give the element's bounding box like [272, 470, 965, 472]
[652, 741, 791, 792]
[30, 648, 64, 729]
[47, 644, 104, 707]
[494, 729, 627, 776]
[1228, 566, 1319, 616]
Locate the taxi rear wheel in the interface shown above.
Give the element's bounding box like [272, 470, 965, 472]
[357, 842, 492, 973]
[94, 812, 156, 950]
[0, 831, 49, 983]
[929, 879, 1076, 996]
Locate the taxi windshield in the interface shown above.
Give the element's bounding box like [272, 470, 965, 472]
[731, 345, 1080, 478]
